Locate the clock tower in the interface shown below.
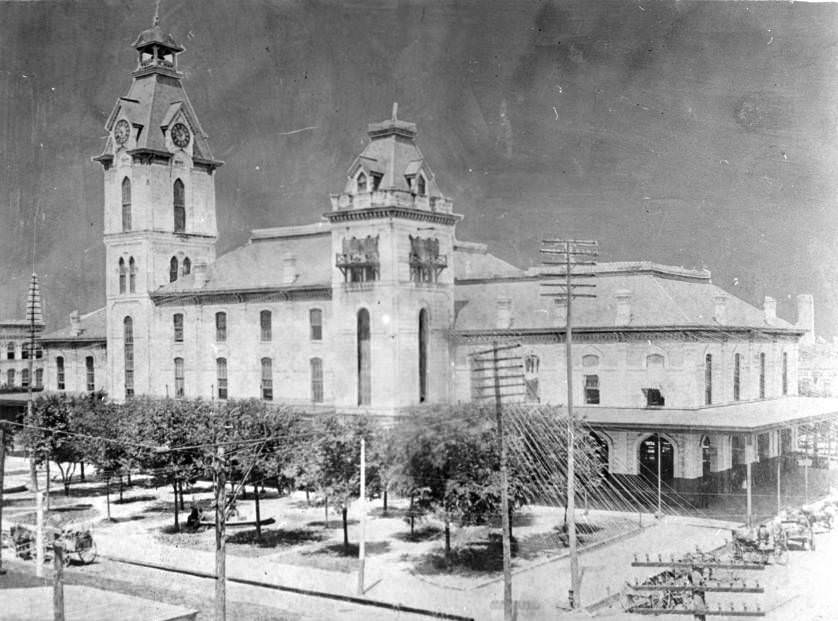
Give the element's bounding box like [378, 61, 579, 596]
[94, 14, 222, 398]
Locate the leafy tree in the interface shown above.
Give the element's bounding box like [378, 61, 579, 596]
[76, 396, 126, 519]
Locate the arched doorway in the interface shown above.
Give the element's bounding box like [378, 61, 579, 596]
[589, 432, 610, 478]
[638, 435, 674, 485]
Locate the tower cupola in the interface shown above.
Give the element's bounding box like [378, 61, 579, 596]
[132, 7, 184, 78]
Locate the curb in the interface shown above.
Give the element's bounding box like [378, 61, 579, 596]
[103, 554, 476, 621]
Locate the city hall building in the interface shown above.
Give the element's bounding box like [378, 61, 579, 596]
[37, 18, 838, 499]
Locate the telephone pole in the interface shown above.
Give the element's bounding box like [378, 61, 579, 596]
[25, 272, 44, 577]
[215, 444, 227, 621]
[357, 436, 366, 596]
[540, 238, 598, 609]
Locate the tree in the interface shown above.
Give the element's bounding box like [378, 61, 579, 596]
[76, 396, 126, 520]
[310, 415, 380, 552]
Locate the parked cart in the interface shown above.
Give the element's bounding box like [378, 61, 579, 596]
[7, 523, 97, 565]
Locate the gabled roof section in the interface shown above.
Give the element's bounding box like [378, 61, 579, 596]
[40, 308, 107, 342]
[455, 261, 799, 333]
[153, 226, 332, 296]
[453, 240, 523, 280]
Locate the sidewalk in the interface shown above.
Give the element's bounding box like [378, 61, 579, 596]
[93, 513, 736, 621]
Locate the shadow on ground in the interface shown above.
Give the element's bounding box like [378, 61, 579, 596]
[227, 527, 325, 548]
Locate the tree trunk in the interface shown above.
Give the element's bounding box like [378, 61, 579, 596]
[126, 470, 131, 486]
[342, 506, 349, 552]
[383, 488, 388, 516]
[119, 475, 124, 503]
[172, 482, 180, 531]
[409, 493, 415, 536]
[80, 462, 85, 481]
[105, 477, 111, 521]
[178, 480, 185, 510]
[305, 488, 310, 506]
[444, 513, 451, 561]
[254, 482, 262, 541]
[324, 496, 329, 529]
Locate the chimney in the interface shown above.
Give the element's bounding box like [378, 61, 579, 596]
[496, 297, 512, 329]
[713, 294, 727, 325]
[283, 255, 297, 285]
[69, 310, 81, 337]
[763, 296, 776, 325]
[615, 289, 632, 326]
[193, 262, 208, 288]
[797, 293, 815, 345]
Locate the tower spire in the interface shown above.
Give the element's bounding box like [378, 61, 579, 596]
[392, 102, 398, 122]
[153, 0, 161, 26]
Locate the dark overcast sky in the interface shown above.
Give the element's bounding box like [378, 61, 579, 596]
[1, 0, 837, 336]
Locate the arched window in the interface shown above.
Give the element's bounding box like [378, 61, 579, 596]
[704, 354, 712, 405]
[118, 258, 126, 294]
[21, 342, 29, 360]
[85, 356, 95, 391]
[174, 357, 185, 398]
[356, 171, 367, 193]
[7, 369, 15, 387]
[261, 357, 273, 401]
[260, 310, 272, 342]
[215, 312, 227, 342]
[782, 352, 788, 395]
[56, 356, 65, 391]
[759, 352, 766, 398]
[216, 358, 228, 400]
[35, 368, 43, 388]
[524, 354, 540, 403]
[35, 344, 43, 359]
[733, 353, 741, 401]
[173, 313, 184, 342]
[21, 368, 29, 388]
[123, 317, 134, 398]
[418, 309, 428, 403]
[128, 257, 136, 293]
[416, 174, 426, 196]
[357, 309, 371, 406]
[182, 257, 191, 276]
[169, 256, 178, 283]
[309, 309, 323, 341]
[647, 354, 665, 368]
[311, 357, 324, 403]
[582, 354, 600, 368]
[121, 177, 131, 232]
[173, 179, 185, 233]
[6, 342, 14, 360]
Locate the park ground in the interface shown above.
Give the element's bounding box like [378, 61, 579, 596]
[2, 455, 837, 620]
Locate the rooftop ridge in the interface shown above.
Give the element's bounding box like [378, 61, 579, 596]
[250, 222, 331, 241]
[453, 240, 488, 253]
[525, 261, 711, 280]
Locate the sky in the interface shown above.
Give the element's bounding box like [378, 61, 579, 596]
[1, 0, 837, 337]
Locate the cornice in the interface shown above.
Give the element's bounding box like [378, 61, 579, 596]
[325, 205, 461, 227]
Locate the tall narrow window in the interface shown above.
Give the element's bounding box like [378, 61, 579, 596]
[182, 257, 191, 275]
[169, 256, 179, 283]
[417, 174, 426, 196]
[174, 357, 184, 398]
[260, 310, 272, 342]
[311, 357, 324, 403]
[357, 309, 371, 406]
[35, 344, 42, 359]
[704, 354, 712, 405]
[21, 342, 29, 360]
[215, 312, 227, 342]
[524, 354, 540, 403]
[124, 317, 134, 398]
[585, 375, 600, 404]
[418, 309, 429, 402]
[173, 179, 185, 233]
[217, 358, 228, 400]
[173, 313, 184, 343]
[121, 177, 131, 232]
[6, 342, 13, 360]
[261, 357, 273, 401]
[6, 369, 14, 386]
[85, 356, 95, 391]
[128, 256, 136, 293]
[21, 368, 29, 388]
[357, 172, 367, 193]
[782, 352, 788, 395]
[759, 352, 766, 398]
[733, 353, 741, 401]
[119, 258, 126, 294]
[35, 368, 43, 388]
[309, 309, 323, 341]
[57, 356, 65, 391]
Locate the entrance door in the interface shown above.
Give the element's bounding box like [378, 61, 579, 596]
[639, 435, 674, 485]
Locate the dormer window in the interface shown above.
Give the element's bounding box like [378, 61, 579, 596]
[371, 173, 382, 191]
[356, 172, 367, 193]
[416, 174, 426, 196]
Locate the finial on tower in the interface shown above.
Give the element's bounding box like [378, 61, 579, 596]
[153, 0, 161, 26]
[392, 102, 398, 121]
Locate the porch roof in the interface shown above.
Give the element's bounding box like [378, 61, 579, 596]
[577, 396, 838, 434]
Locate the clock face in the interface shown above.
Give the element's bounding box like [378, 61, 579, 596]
[114, 119, 130, 146]
[171, 122, 191, 148]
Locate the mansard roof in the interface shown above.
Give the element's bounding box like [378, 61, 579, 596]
[152, 224, 332, 299]
[453, 240, 523, 280]
[454, 261, 800, 334]
[40, 308, 107, 343]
